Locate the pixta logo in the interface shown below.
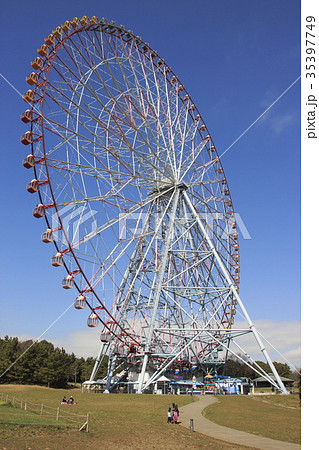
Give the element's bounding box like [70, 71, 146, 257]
[52, 205, 98, 248]
[118, 211, 251, 240]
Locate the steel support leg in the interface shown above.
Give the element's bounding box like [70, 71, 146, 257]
[183, 191, 288, 394]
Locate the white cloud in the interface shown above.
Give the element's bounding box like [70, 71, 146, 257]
[269, 112, 298, 134]
[5, 328, 102, 360]
[231, 319, 301, 369]
[52, 328, 102, 358]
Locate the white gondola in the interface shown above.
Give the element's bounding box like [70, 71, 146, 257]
[74, 295, 86, 309]
[26, 179, 39, 193]
[21, 132, 33, 145]
[62, 275, 74, 289]
[51, 252, 62, 267]
[100, 330, 112, 342]
[41, 229, 53, 243]
[87, 313, 98, 327]
[22, 155, 35, 169]
[21, 110, 33, 123]
[32, 204, 45, 218]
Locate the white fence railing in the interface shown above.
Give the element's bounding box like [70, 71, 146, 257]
[0, 392, 89, 431]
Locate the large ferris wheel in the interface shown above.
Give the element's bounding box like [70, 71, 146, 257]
[20, 16, 287, 394]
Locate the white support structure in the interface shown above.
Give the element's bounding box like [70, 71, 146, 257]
[183, 191, 288, 394]
[92, 187, 288, 395]
[137, 188, 180, 393]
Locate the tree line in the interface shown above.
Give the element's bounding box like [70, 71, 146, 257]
[0, 336, 299, 389]
[0, 336, 108, 388]
[221, 353, 297, 380]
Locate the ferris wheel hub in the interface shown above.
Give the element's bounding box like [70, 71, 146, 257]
[151, 178, 188, 196]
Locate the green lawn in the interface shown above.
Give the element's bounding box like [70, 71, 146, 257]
[0, 385, 253, 449]
[0, 385, 301, 449]
[0, 401, 71, 427]
[202, 394, 301, 444]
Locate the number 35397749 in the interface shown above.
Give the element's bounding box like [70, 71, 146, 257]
[306, 16, 316, 79]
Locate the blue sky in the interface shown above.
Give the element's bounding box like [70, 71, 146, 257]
[0, 0, 301, 365]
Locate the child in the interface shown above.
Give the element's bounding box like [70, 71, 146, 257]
[167, 407, 172, 423]
[173, 408, 178, 424]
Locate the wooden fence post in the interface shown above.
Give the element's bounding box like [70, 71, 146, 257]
[56, 407, 59, 421]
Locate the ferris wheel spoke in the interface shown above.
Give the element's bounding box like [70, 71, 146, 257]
[66, 32, 172, 179]
[65, 186, 174, 250]
[75, 237, 139, 296]
[46, 157, 131, 181]
[48, 55, 143, 160]
[147, 59, 177, 175]
[127, 50, 176, 177]
[110, 192, 179, 315]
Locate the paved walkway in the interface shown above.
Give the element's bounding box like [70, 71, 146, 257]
[178, 395, 300, 450]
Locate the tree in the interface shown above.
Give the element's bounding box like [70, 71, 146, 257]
[273, 362, 292, 379]
[77, 357, 95, 382]
[253, 361, 292, 379]
[0, 337, 80, 388]
[222, 354, 255, 379]
[0, 336, 20, 383]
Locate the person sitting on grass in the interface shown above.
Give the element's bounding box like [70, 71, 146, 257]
[68, 396, 75, 404]
[61, 396, 67, 404]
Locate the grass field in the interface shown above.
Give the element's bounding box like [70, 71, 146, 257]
[203, 394, 301, 444]
[0, 385, 300, 449]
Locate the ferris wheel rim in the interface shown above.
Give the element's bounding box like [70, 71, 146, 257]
[22, 16, 240, 350]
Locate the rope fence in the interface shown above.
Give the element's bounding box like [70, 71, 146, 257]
[0, 393, 89, 432]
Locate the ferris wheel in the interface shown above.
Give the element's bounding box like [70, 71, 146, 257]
[21, 16, 287, 394]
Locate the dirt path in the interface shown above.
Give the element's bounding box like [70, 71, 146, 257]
[178, 395, 300, 450]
